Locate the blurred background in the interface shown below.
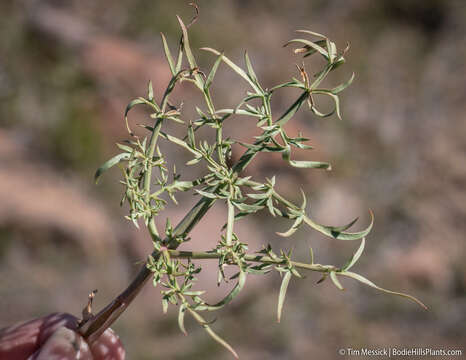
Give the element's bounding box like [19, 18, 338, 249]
[1, 1, 465, 359]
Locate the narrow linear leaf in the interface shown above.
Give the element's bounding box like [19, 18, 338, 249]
[275, 91, 309, 126]
[216, 108, 263, 118]
[277, 271, 292, 323]
[282, 145, 331, 170]
[309, 246, 314, 264]
[162, 298, 168, 314]
[195, 190, 218, 199]
[313, 90, 342, 120]
[124, 97, 160, 135]
[330, 271, 345, 291]
[342, 237, 365, 271]
[276, 216, 303, 237]
[178, 303, 187, 335]
[232, 201, 264, 213]
[188, 309, 239, 359]
[205, 52, 223, 90]
[161, 132, 199, 156]
[116, 143, 133, 153]
[270, 80, 306, 92]
[95, 153, 130, 184]
[331, 217, 359, 232]
[147, 80, 154, 101]
[331, 72, 355, 94]
[246, 192, 269, 200]
[295, 40, 327, 58]
[201, 47, 262, 93]
[197, 271, 247, 311]
[338, 271, 428, 310]
[176, 15, 204, 89]
[284, 38, 329, 60]
[161, 32, 176, 75]
[310, 104, 335, 118]
[244, 51, 259, 85]
[226, 198, 235, 246]
[310, 63, 333, 90]
[296, 29, 328, 39]
[303, 210, 374, 240]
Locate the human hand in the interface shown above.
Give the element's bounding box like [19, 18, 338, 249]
[0, 313, 125, 359]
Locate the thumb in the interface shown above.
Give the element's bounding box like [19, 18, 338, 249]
[33, 326, 93, 360]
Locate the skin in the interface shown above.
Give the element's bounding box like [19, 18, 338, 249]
[0, 313, 125, 360]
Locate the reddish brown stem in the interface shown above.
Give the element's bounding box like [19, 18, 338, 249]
[78, 264, 152, 344]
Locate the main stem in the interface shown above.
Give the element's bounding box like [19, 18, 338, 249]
[78, 195, 216, 343]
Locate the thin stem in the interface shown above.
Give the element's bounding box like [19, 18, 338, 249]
[143, 118, 163, 241]
[167, 250, 338, 273]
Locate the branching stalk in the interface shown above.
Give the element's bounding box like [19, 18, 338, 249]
[84, 8, 426, 358]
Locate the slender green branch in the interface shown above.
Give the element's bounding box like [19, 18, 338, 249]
[167, 250, 338, 273]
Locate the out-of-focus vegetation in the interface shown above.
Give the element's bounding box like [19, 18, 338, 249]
[1, 1, 465, 359]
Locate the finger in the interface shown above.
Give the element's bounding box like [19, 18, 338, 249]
[38, 313, 80, 344]
[33, 326, 93, 360]
[0, 317, 43, 358]
[90, 328, 125, 360]
[0, 313, 80, 359]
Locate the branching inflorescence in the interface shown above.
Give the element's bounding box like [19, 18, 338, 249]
[87, 7, 426, 358]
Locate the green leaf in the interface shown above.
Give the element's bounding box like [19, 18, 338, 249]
[284, 38, 329, 61]
[295, 30, 338, 63]
[201, 47, 262, 93]
[226, 199, 235, 246]
[309, 246, 314, 264]
[310, 63, 333, 90]
[176, 15, 204, 89]
[162, 298, 168, 314]
[282, 145, 331, 170]
[116, 143, 134, 153]
[94, 153, 130, 184]
[186, 157, 202, 166]
[338, 271, 428, 310]
[195, 189, 218, 199]
[310, 104, 335, 118]
[277, 271, 292, 323]
[216, 108, 263, 118]
[188, 309, 239, 359]
[244, 51, 259, 86]
[301, 40, 327, 57]
[232, 201, 264, 213]
[276, 216, 303, 237]
[205, 52, 223, 90]
[313, 90, 342, 120]
[331, 217, 359, 232]
[331, 72, 355, 94]
[342, 237, 365, 271]
[197, 271, 247, 311]
[147, 80, 154, 101]
[178, 303, 187, 335]
[161, 132, 199, 156]
[160, 32, 176, 75]
[270, 80, 306, 92]
[246, 192, 269, 200]
[330, 271, 344, 291]
[303, 211, 374, 240]
[124, 97, 160, 135]
[275, 91, 309, 126]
